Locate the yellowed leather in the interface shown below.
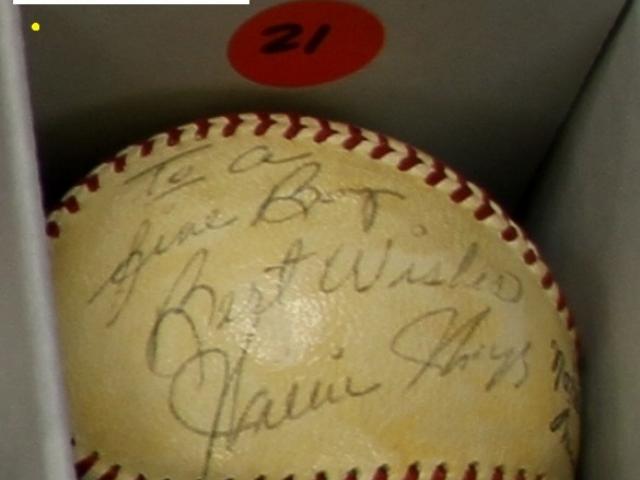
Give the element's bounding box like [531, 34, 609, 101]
[50, 114, 579, 480]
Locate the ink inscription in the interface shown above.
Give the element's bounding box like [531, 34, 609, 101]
[549, 339, 580, 467]
[83, 144, 540, 479]
[390, 306, 531, 391]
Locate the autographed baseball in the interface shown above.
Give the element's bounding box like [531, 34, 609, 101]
[49, 113, 580, 480]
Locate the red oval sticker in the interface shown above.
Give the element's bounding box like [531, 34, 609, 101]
[228, 0, 385, 87]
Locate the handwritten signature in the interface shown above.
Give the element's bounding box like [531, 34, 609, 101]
[549, 340, 580, 467]
[146, 246, 381, 480]
[88, 209, 238, 326]
[148, 245, 528, 478]
[390, 306, 531, 391]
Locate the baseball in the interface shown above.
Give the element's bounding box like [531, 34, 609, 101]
[48, 113, 579, 480]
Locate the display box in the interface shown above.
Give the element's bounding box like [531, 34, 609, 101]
[0, 1, 637, 479]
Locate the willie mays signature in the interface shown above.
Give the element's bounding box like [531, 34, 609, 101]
[147, 246, 381, 480]
[146, 244, 529, 479]
[390, 306, 531, 391]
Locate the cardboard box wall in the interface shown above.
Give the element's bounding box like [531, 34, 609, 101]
[0, 1, 637, 478]
[529, 2, 640, 476]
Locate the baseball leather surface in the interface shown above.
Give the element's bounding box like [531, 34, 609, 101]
[48, 113, 580, 480]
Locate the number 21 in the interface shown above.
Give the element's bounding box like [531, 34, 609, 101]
[260, 23, 332, 54]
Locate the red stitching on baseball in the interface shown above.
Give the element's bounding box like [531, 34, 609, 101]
[425, 159, 446, 186]
[195, 118, 212, 139]
[63, 196, 80, 214]
[370, 134, 394, 159]
[404, 463, 420, 480]
[255, 112, 276, 136]
[397, 146, 420, 171]
[46, 220, 60, 238]
[223, 113, 242, 137]
[491, 467, 504, 480]
[166, 127, 183, 146]
[463, 464, 477, 480]
[501, 225, 518, 242]
[139, 139, 154, 157]
[343, 125, 365, 150]
[473, 190, 495, 220]
[284, 113, 305, 139]
[450, 181, 473, 203]
[523, 249, 537, 265]
[75, 451, 99, 478]
[84, 174, 100, 192]
[97, 465, 121, 480]
[431, 463, 447, 480]
[108, 155, 126, 173]
[474, 202, 494, 220]
[345, 468, 359, 480]
[515, 469, 527, 480]
[373, 465, 388, 480]
[557, 291, 567, 311]
[541, 270, 554, 289]
[314, 118, 338, 143]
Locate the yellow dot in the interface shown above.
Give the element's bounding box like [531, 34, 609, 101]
[31, 22, 40, 32]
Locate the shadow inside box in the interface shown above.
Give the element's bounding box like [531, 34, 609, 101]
[556, 248, 605, 480]
[525, 162, 629, 479]
[34, 86, 537, 217]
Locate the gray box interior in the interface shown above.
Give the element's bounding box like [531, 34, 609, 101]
[0, 3, 73, 480]
[1, 1, 637, 479]
[529, 2, 640, 477]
